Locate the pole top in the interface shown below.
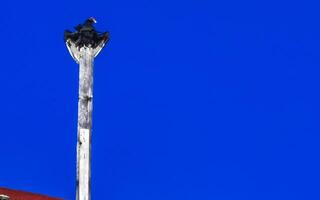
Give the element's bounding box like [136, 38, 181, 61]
[64, 18, 109, 63]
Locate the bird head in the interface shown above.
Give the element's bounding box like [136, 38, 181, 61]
[87, 17, 97, 24]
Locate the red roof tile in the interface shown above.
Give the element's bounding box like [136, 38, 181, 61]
[0, 188, 62, 200]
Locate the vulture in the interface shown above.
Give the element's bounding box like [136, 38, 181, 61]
[64, 17, 109, 49]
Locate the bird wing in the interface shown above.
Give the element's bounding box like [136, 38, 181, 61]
[74, 24, 83, 31]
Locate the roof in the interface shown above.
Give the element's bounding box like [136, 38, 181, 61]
[0, 188, 62, 200]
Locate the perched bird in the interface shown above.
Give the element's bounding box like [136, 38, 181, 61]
[75, 17, 97, 32]
[64, 17, 109, 49]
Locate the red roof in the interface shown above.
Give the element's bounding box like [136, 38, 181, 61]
[0, 188, 62, 200]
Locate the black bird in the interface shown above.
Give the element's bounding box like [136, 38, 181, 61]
[64, 17, 109, 49]
[74, 17, 96, 32]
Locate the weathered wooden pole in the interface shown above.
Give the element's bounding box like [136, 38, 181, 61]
[64, 18, 109, 200]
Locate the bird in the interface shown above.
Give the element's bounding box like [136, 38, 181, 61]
[64, 17, 109, 49]
[74, 17, 97, 32]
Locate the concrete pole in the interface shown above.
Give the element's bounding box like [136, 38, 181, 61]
[66, 39, 107, 200]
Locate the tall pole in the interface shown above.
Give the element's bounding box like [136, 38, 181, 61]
[64, 18, 109, 200]
[77, 47, 94, 200]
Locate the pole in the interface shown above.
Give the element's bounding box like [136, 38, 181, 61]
[77, 47, 94, 200]
[64, 18, 108, 200]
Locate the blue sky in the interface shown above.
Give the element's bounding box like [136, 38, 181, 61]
[1, 0, 320, 199]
